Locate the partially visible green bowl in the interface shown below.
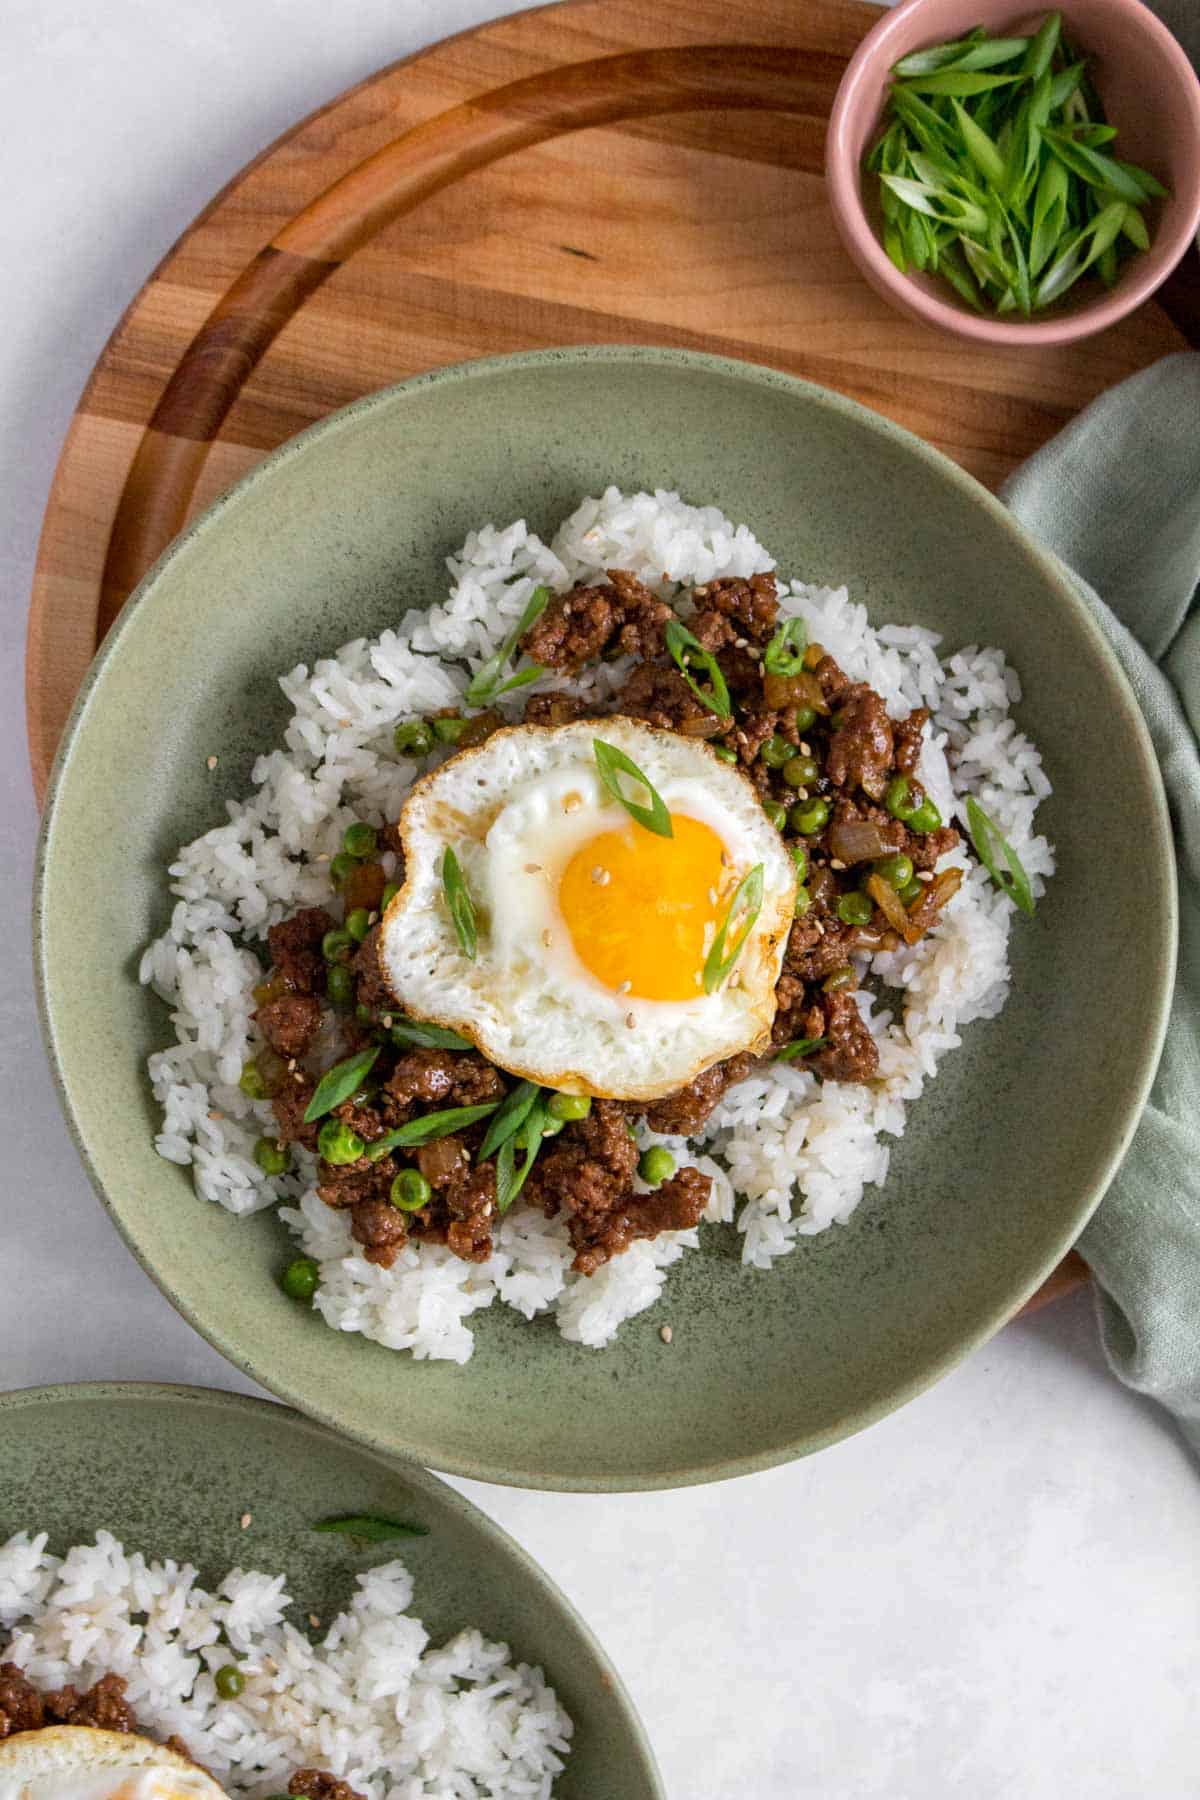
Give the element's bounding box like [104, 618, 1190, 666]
[0, 1383, 662, 1798]
[34, 348, 1175, 1491]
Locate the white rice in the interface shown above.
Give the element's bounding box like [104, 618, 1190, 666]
[0, 1530, 570, 1799]
[139, 487, 1054, 1360]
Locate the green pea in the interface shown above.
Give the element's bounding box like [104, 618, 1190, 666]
[792, 704, 817, 733]
[381, 882, 400, 909]
[214, 1664, 244, 1700]
[711, 745, 737, 765]
[763, 799, 789, 831]
[875, 852, 914, 890]
[638, 1146, 676, 1189]
[280, 1257, 320, 1302]
[431, 715, 468, 744]
[326, 964, 354, 1007]
[782, 754, 820, 789]
[239, 1060, 267, 1100]
[345, 908, 371, 943]
[322, 928, 354, 964]
[329, 851, 357, 887]
[318, 1119, 365, 1166]
[789, 843, 809, 881]
[390, 1168, 432, 1211]
[548, 1092, 592, 1122]
[822, 965, 858, 994]
[836, 891, 875, 926]
[343, 822, 377, 859]
[394, 720, 435, 757]
[884, 776, 918, 822]
[900, 878, 925, 906]
[253, 1136, 288, 1176]
[793, 884, 812, 917]
[790, 797, 830, 835]
[759, 734, 794, 769]
[908, 798, 943, 835]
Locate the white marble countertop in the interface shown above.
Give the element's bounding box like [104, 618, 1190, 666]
[3, 4, 1198, 1795]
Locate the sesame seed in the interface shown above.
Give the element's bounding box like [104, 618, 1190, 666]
[239, 1512, 252, 1530]
[729, 973, 742, 989]
[368, 910, 378, 924]
[720, 851, 731, 867]
[524, 862, 542, 873]
[799, 741, 812, 756]
[590, 866, 609, 885]
[734, 636, 748, 650]
[207, 1109, 223, 1121]
[917, 870, 934, 882]
[616, 980, 632, 995]
[659, 1325, 674, 1344]
[381, 1014, 393, 1028]
[315, 853, 330, 863]
[287, 1059, 297, 1072]
[308, 1614, 321, 1630]
[205, 755, 218, 771]
[542, 929, 553, 947]
[563, 793, 582, 813]
[830, 859, 847, 871]
[707, 887, 718, 905]
[625, 1012, 636, 1029]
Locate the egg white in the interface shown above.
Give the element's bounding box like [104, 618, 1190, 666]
[0, 1727, 228, 1800]
[379, 718, 796, 1099]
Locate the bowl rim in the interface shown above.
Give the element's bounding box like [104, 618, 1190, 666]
[32, 344, 1179, 1490]
[825, 0, 1200, 346]
[0, 1379, 665, 1797]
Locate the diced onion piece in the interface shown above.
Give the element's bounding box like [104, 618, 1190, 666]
[763, 669, 829, 714]
[902, 865, 964, 943]
[828, 819, 891, 864]
[866, 872, 910, 934]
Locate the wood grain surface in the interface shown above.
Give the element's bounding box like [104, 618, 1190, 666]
[29, 0, 1193, 1311]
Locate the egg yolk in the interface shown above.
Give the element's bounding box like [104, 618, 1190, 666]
[557, 814, 732, 1001]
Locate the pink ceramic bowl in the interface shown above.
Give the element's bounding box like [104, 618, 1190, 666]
[827, 0, 1200, 344]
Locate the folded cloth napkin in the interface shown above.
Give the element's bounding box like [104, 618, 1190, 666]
[1001, 353, 1200, 1455]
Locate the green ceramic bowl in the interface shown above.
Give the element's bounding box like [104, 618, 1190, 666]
[0, 1383, 661, 1800]
[35, 348, 1175, 1491]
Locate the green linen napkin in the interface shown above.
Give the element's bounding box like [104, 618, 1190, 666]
[1001, 353, 1200, 1454]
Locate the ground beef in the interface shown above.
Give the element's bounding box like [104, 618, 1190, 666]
[689, 572, 779, 651]
[267, 907, 333, 996]
[528, 1099, 637, 1219]
[270, 1070, 320, 1151]
[416, 1134, 470, 1189]
[351, 926, 391, 1014]
[908, 824, 961, 870]
[642, 1053, 756, 1136]
[444, 1164, 497, 1263]
[42, 1673, 138, 1734]
[809, 990, 880, 1084]
[0, 1663, 45, 1737]
[521, 572, 670, 673]
[825, 682, 894, 801]
[611, 662, 729, 739]
[523, 692, 589, 727]
[569, 1165, 712, 1275]
[893, 706, 929, 774]
[349, 1197, 408, 1267]
[289, 1772, 367, 1800]
[782, 919, 861, 985]
[256, 992, 323, 1060]
[385, 1050, 505, 1113]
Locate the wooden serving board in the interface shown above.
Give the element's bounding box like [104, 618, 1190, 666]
[32, 0, 1190, 1311]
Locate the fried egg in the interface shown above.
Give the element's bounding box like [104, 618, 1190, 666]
[380, 718, 796, 1099]
[0, 1728, 229, 1800]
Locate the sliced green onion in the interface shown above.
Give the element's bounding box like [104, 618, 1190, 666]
[965, 797, 1036, 916]
[389, 1017, 474, 1050]
[303, 1045, 382, 1124]
[762, 616, 808, 677]
[593, 739, 673, 839]
[313, 1514, 429, 1541]
[702, 864, 764, 996]
[663, 620, 732, 719]
[441, 847, 478, 960]
[496, 1092, 551, 1213]
[775, 1036, 828, 1062]
[464, 585, 551, 705]
[894, 35, 1029, 79]
[364, 1101, 502, 1162]
[478, 1080, 542, 1160]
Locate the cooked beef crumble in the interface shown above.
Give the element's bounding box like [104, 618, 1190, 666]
[253, 566, 961, 1278]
